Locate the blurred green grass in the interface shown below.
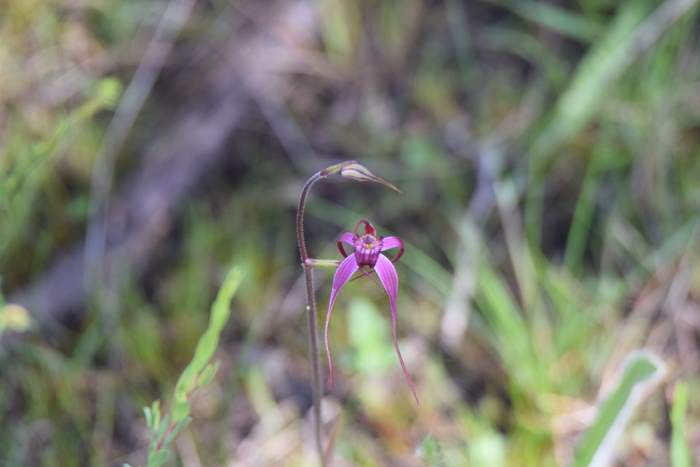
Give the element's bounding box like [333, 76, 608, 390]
[2, 0, 700, 466]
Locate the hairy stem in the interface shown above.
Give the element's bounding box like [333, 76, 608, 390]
[296, 171, 326, 467]
[295, 160, 396, 466]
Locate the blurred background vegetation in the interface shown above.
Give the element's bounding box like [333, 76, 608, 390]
[2, 0, 700, 465]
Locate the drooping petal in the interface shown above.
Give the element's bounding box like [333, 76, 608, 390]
[374, 254, 419, 405]
[336, 232, 356, 257]
[380, 236, 404, 263]
[324, 254, 360, 387]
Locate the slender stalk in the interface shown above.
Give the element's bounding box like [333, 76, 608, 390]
[296, 171, 326, 467]
[295, 160, 398, 466]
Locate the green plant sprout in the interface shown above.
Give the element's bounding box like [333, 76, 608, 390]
[124, 266, 243, 467]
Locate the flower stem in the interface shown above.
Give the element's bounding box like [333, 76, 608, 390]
[295, 160, 397, 466]
[296, 171, 326, 467]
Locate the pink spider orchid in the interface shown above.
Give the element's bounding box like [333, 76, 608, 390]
[324, 219, 419, 404]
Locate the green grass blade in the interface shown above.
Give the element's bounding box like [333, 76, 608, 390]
[671, 382, 691, 467]
[533, 1, 654, 163]
[492, 0, 602, 42]
[573, 351, 665, 467]
[475, 259, 547, 395]
[563, 133, 621, 273]
[526, 1, 654, 247]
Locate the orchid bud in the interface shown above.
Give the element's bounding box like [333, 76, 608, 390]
[338, 161, 401, 193]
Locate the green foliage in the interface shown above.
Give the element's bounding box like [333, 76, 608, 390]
[671, 382, 691, 467]
[348, 298, 394, 374]
[417, 435, 448, 467]
[526, 0, 655, 246]
[494, 0, 603, 42]
[573, 352, 665, 467]
[475, 257, 547, 396]
[171, 267, 244, 422]
[0, 304, 32, 335]
[3, 1, 700, 465]
[0, 77, 122, 267]
[135, 266, 243, 467]
[140, 401, 192, 467]
[317, 0, 360, 63]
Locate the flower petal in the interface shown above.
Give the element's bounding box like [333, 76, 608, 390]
[374, 254, 419, 404]
[380, 236, 404, 263]
[324, 254, 360, 387]
[336, 232, 355, 257]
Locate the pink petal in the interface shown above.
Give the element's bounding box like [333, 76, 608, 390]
[380, 236, 404, 263]
[324, 254, 360, 387]
[336, 232, 356, 257]
[374, 254, 419, 405]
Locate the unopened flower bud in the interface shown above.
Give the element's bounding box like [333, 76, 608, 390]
[338, 161, 401, 193]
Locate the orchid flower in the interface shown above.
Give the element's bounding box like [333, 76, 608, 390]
[324, 219, 419, 404]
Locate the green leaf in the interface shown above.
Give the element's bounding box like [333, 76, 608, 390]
[671, 382, 691, 467]
[142, 266, 244, 466]
[164, 418, 192, 447]
[563, 133, 614, 273]
[144, 406, 152, 429]
[493, 0, 603, 42]
[416, 435, 448, 467]
[146, 401, 161, 431]
[170, 399, 190, 424]
[197, 362, 219, 388]
[146, 450, 170, 467]
[475, 260, 547, 395]
[573, 351, 665, 467]
[172, 266, 244, 421]
[154, 415, 171, 444]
